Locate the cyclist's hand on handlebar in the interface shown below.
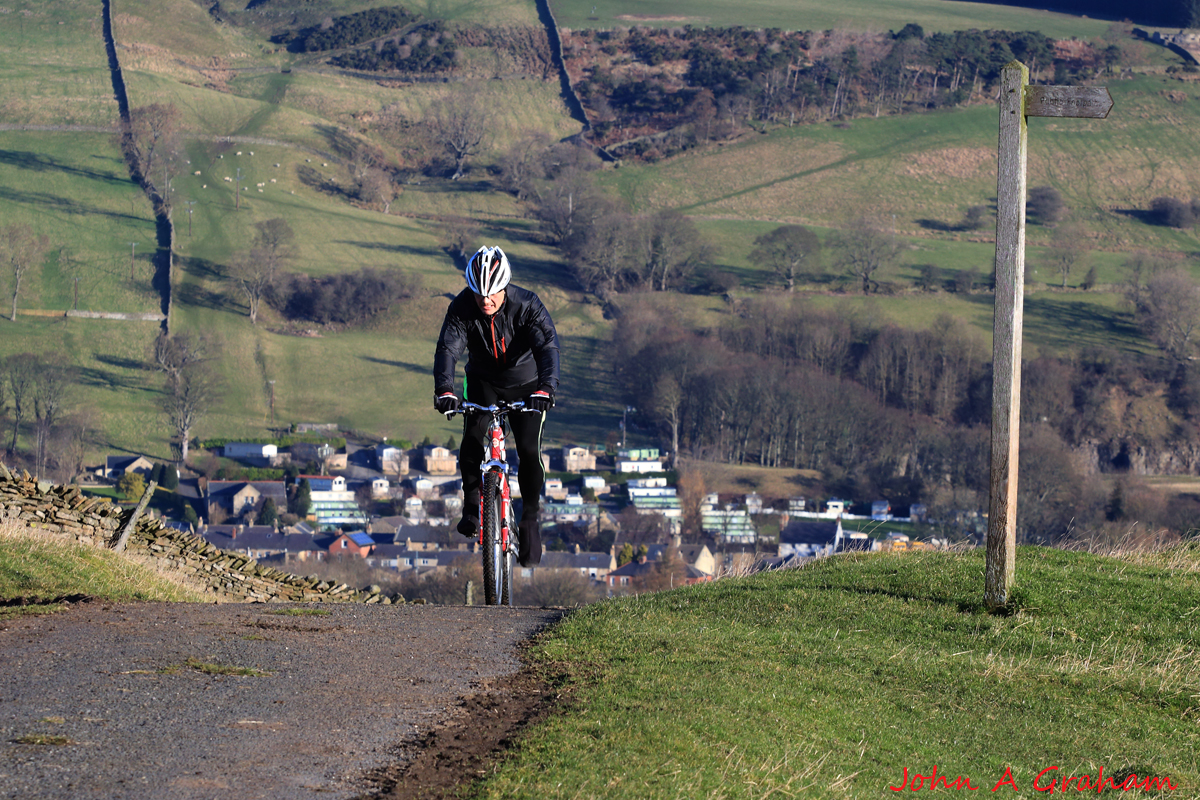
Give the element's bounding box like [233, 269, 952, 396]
[526, 387, 554, 413]
[434, 392, 459, 415]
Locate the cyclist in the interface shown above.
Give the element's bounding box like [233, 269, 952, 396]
[433, 245, 560, 567]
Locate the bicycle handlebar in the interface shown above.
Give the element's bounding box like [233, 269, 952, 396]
[444, 400, 537, 419]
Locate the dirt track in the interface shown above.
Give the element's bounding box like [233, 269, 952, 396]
[0, 601, 564, 800]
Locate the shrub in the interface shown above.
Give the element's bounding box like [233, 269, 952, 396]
[1150, 196, 1195, 229]
[267, 268, 420, 326]
[1027, 186, 1064, 225]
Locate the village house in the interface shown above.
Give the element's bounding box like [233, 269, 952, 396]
[198, 524, 283, 559]
[534, 546, 616, 581]
[205, 480, 287, 524]
[560, 445, 597, 472]
[302, 474, 367, 531]
[422, 446, 457, 474]
[327, 531, 374, 557]
[606, 554, 711, 588]
[103, 454, 154, 480]
[778, 519, 844, 558]
[222, 442, 278, 464]
[375, 442, 410, 476]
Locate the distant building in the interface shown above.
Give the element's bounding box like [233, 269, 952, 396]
[328, 531, 375, 557]
[616, 459, 664, 474]
[616, 448, 660, 461]
[222, 442, 278, 462]
[301, 474, 367, 531]
[422, 446, 456, 475]
[206, 480, 287, 523]
[703, 507, 756, 545]
[104, 455, 154, 480]
[536, 546, 616, 580]
[871, 500, 892, 521]
[778, 519, 844, 558]
[375, 443, 409, 476]
[561, 446, 596, 472]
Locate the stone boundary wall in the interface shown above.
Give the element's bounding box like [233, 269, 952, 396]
[0, 465, 409, 604]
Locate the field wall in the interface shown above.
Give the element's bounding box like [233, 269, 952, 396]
[0, 466, 408, 604]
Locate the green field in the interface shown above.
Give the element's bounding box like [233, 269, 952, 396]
[480, 546, 1200, 798]
[549, 0, 1115, 37]
[0, 0, 1192, 466]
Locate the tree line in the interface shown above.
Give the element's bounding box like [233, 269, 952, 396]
[608, 282, 1200, 543]
[562, 24, 1120, 160]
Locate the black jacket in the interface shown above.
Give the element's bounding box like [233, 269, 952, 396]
[433, 285, 560, 394]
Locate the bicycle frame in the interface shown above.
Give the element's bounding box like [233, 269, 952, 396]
[447, 400, 530, 605]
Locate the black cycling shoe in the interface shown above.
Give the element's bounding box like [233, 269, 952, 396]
[518, 519, 541, 567]
[456, 514, 478, 538]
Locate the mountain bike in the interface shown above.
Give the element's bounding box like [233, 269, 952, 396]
[445, 400, 534, 605]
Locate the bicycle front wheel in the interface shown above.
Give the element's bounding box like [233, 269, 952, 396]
[481, 470, 504, 605]
[500, 497, 516, 606]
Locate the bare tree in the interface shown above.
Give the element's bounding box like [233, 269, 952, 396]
[5, 353, 38, 456]
[1, 224, 50, 322]
[1139, 268, 1200, 363]
[748, 224, 822, 292]
[1043, 223, 1087, 288]
[227, 219, 294, 325]
[33, 358, 74, 480]
[357, 167, 397, 213]
[534, 168, 613, 245]
[151, 331, 211, 387]
[829, 217, 897, 294]
[424, 91, 491, 180]
[58, 407, 97, 482]
[568, 211, 639, 298]
[163, 362, 217, 464]
[653, 374, 683, 467]
[633, 210, 707, 291]
[1121, 252, 1173, 309]
[497, 131, 552, 199]
[120, 103, 182, 197]
[255, 218, 295, 256]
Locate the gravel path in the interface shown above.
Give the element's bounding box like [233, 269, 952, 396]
[0, 602, 562, 800]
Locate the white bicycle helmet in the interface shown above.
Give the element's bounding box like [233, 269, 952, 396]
[466, 245, 511, 296]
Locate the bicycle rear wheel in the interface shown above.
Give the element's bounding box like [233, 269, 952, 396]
[481, 470, 504, 605]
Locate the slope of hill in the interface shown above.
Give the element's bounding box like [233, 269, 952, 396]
[0, 0, 1194, 475]
[474, 545, 1200, 798]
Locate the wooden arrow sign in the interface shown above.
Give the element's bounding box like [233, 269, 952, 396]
[1024, 85, 1113, 119]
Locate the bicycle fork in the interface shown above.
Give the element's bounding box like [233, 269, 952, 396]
[477, 417, 514, 552]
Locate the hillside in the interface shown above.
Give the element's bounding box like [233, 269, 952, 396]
[473, 545, 1200, 798]
[0, 0, 1196, 487]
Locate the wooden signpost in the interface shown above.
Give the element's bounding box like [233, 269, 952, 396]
[985, 62, 1112, 610]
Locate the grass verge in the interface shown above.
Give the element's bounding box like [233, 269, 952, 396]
[0, 521, 204, 615]
[478, 545, 1199, 798]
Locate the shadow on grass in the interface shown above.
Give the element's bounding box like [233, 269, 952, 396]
[0, 187, 142, 222]
[76, 364, 148, 392]
[505, 254, 580, 293]
[174, 282, 229, 312]
[0, 149, 129, 185]
[337, 240, 444, 258]
[95, 354, 149, 372]
[175, 255, 224, 281]
[360, 355, 426, 374]
[958, 293, 1142, 351]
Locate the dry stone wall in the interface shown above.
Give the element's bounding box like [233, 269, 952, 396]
[0, 465, 410, 604]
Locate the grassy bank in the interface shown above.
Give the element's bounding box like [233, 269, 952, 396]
[0, 522, 203, 616]
[481, 546, 1198, 798]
